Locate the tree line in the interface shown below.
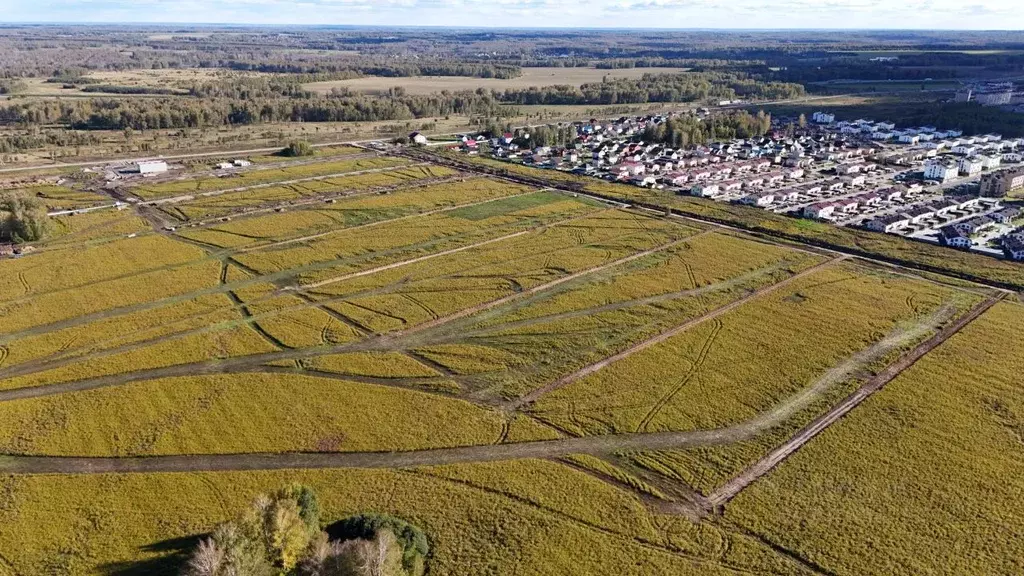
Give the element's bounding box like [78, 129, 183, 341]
[495, 72, 805, 106]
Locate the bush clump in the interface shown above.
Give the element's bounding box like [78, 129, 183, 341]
[281, 141, 315, 157]
[182, 485, 428, 576]
[0, 193, 50, 242]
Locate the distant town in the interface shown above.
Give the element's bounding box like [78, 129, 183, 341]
[446, 109, 1024, 262]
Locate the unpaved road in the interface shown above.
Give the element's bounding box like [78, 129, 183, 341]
[0, 232, 693, 401]
[0, 290, 998, 477]
[706, 294, 1002, 507]
[506, 255, 846, 410]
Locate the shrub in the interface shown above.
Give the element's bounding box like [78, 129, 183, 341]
[282, 141, 315, 157]
[327, 514, 430, 576]
[0, 193, 51, 242]
[182, 487, 428, 576]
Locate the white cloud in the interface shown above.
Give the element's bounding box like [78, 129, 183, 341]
[4, 0, 1022, 28]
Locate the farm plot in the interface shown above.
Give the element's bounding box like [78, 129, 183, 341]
[725, 302, 1024, 576]
[46, 209, 151, 244]
[528, 263, 972, 437]
[0, 460, 813, 576]
[0, 323, 276, 392]
[0, 372, 509, 456]
[391, 233, 826, 400]
[0, 234, 205, 303]
[22, 184, 109, 210]
[130, 156, 409, 200]
[232, 191, 605, 282]
[307, 209, 696, 336]
[170, 164, 458, 222]
[0, 293, 238, 369]
[176, 177, 529, 249]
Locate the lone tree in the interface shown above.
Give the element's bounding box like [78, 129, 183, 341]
[0, 193, 50, 243]
[281, 141, 315, 157]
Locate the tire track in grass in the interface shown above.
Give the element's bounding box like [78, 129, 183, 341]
[395, 469, 760, 575]
[704, 294, 1001, 508]
[0, 235, 693, 402]
[506, 256, 847, 410]
[636, 319, 723, 434]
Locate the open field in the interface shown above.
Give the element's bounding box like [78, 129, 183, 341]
[726, 302, 1024, 576]
[528, 262, 975, 436]
[303, 67, 691, 95]
[0, 154, 1020, 575]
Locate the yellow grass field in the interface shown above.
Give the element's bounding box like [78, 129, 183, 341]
[530, 263, 970, 436]
[303, 67, 691, 95]
[0, 161, 1014, 576]
[726, 302, 1024, 576]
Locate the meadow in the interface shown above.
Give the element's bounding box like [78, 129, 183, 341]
[726, 302, 1024, 576]
[0, 162, 1015, 576]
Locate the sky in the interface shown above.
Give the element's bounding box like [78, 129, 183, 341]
[1, 0, 1022, 30]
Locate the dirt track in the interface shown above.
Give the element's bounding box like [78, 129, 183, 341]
[0, 233, 695, 402]
[706, 294, 1002, 507]
[2, 290, 982, 477]
[506, 255, 846, 410]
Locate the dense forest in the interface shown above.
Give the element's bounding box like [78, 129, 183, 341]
[0, 72, 803, 131]
[497, 73, 804, 106]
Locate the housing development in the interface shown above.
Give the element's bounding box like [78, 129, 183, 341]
[468, 112, 1024, 260]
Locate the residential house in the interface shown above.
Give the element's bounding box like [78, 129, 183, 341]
[1004, 236, 1024, 260]
[785, 168, 805, 180]
[804, 203, 837, 220]
[939, 226, 973, 249]
[924, 160, 959, 183]
[836, 198, 860, 213]
[740, 192, 776, 207]
[778, 190, 800, 202]
[903, 205, 935, 224]
[409, 132, 429, 145]
[980, 155, 1002, 170]
[720, 180, 744, 193]
[842, 175, 867, 187]
[866, 214, 910, 233]
[980, 168, 1024, 197]
[690, 183, 721, 197]
[991, 207, 1020, 224]
[959, 157, 984, 177]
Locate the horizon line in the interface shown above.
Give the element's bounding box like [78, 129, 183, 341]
[1, 22, 1023, 32]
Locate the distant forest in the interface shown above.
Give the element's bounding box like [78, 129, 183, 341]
[0, 25, 1023, 150]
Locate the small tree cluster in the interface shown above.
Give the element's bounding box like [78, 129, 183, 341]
[183, 485, 426, 576]
[0, 193, 51, 243]
[281, 141, 315, 157]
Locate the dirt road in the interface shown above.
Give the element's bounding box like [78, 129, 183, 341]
[705, 294, 1002, 507]
[506, 255, 846, 410]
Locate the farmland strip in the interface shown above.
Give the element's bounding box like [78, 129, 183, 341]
[0, 233, 693, 399]
[506, 256, 848, 410]
[704, 293, 1002, 508]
